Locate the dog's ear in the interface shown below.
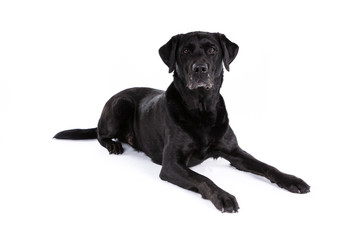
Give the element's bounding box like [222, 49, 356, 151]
[218, 34, 239, 71]
[159, 34, 182, 73]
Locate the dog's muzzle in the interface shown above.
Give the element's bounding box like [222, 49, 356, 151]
[186, 63, 214, 90]
[187, 79, 214, 90]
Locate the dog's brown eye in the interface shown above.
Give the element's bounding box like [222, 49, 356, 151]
[183, 49, 190, 55]
[208, 47, 217, 54]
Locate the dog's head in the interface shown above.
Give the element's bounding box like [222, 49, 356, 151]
[159, 32, 239, 90]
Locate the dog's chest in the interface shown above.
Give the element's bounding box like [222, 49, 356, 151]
[185, 130, 218, 167]
[180, 112, 228, 166]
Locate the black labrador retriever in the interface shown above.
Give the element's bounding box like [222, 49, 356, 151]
[54, 31, 310, 213]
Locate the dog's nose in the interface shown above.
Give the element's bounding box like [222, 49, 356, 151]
[192, 63, 209, 73]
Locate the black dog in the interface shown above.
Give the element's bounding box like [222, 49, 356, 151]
[54, 31, 310, 213]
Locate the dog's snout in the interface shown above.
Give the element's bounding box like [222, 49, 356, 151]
[188, 62, 213, 90]
[192, 63, 209, 73]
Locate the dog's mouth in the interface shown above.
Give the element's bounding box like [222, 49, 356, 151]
[186, 74, 214, 90]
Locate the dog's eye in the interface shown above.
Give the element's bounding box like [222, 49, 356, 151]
[208, 47, 217, 55]
[182, 49, 190, 55]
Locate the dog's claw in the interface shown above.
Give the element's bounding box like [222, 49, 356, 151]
[210, 191, 239, 213]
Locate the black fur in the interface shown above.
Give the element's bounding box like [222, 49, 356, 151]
[54, 128, 97, 140]
[54, 31, 310, 213]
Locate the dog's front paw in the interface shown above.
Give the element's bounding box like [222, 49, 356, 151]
[274, 174, 310, 194]
[207, 190, 239, 213]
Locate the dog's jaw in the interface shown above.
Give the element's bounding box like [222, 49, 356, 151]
[173, 73, 222, 113]
[186, 73, 214, 90]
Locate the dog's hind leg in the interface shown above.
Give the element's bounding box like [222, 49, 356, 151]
[97, 97, 135, 155]
[98, 137, 124, 155]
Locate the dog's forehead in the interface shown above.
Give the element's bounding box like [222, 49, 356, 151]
[180, 32, 219, 46]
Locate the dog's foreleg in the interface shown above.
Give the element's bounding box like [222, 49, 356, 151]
[160, 149, 239, 213]
[221, 147, 310, 193]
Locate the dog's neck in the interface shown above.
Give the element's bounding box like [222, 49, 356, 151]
[170, 74, 223, 114]
[166, 74, 228, 130]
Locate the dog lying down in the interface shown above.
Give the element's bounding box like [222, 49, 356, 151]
[54, 31, 310, 213]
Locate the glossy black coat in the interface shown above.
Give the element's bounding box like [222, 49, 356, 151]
[54, 32, 310, 213]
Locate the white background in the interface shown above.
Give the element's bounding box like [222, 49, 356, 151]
[1, 0, 359, 239]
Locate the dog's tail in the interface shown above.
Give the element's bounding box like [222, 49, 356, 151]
[53, 128, 97, 140]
